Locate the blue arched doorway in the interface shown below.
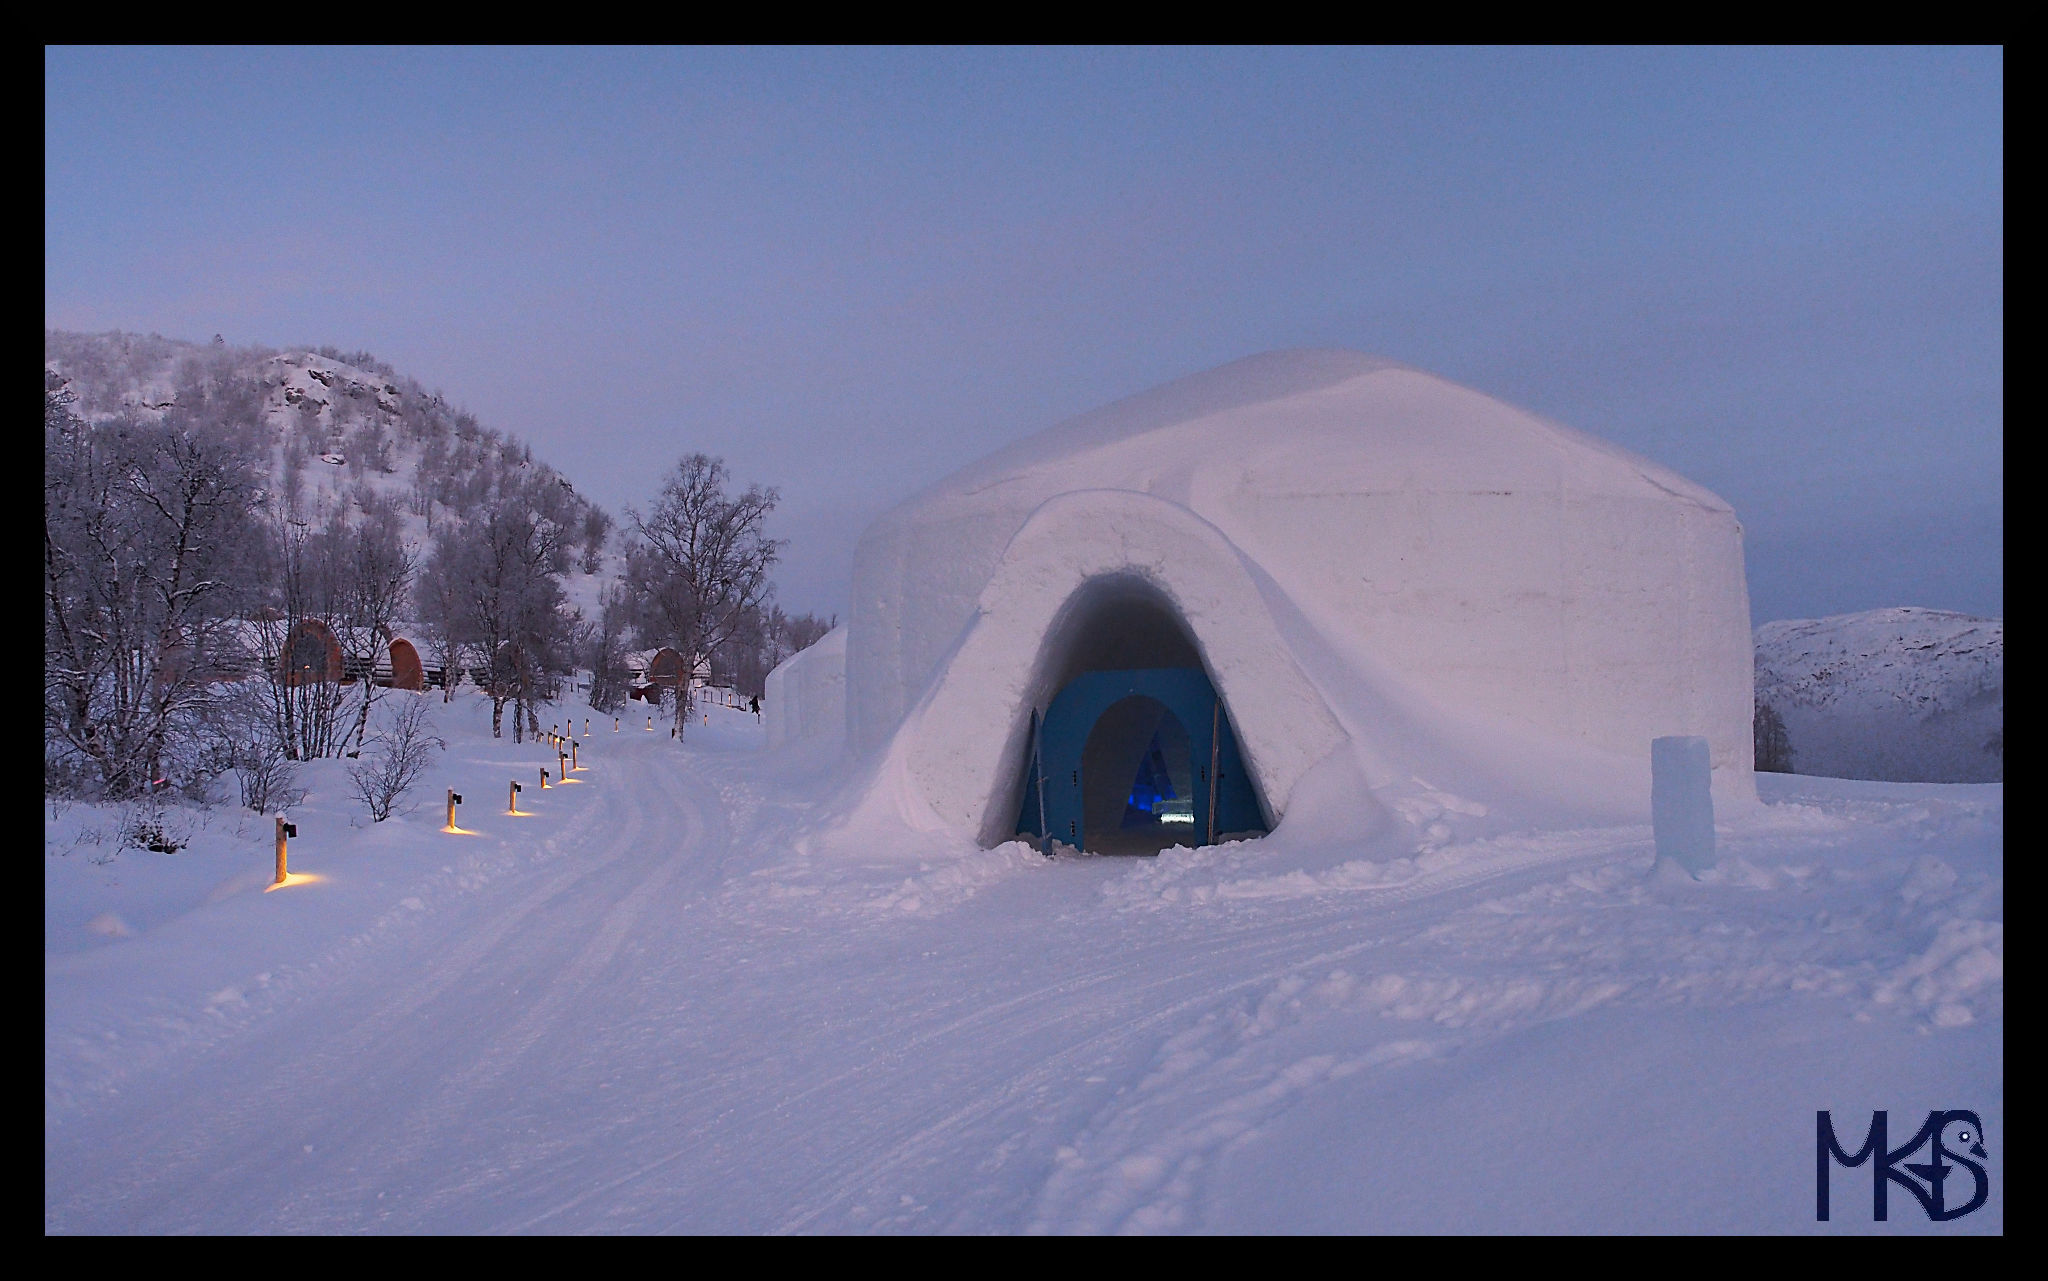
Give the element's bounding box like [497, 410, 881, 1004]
[1016, 666, 1265, 854]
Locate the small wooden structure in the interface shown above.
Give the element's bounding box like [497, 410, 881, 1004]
[386, 637, 426, 691]
[280, 619, 345, 686]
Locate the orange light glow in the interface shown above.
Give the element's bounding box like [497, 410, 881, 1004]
[442, 825, 482, 835]
[264, 872, 324, 892]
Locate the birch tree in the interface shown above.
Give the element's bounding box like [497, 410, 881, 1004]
[622, 454, 782, 738]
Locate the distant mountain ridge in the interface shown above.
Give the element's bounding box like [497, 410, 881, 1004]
[1754, 607, 2002, 783]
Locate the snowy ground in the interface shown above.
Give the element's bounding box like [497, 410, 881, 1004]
[46, 694, 2002, 1233]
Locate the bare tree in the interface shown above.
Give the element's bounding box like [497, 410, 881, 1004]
[414, 542, 470, 703]
[579, 506, 613, 575]
[211, 680, 305, 813]
[623, 454, 782, 738]
[433, 493, 574, 739]
[256, 511, 352, 761]
[329, 505, 417, 756]
[44, 388, 265, 797]
[1754, 699, 1795, 774]
[347, 694, 444, 821]
[585, 581, 634, 714]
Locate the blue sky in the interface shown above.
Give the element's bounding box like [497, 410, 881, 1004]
[45, 46, 2002, 623]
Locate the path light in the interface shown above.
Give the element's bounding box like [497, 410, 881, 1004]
[541, 767, 550, 789]
[584, 718, 589, 737]
[445, 788, 462, 831]
[509, 779, 522, 813]
[266, 819, 317, 891]
[647, 716, 653, 731]
[274, 817, 297, 885]
[571, 740, 579, 771]
[557, 745, 567, 780]
[614, 717, 619, 732]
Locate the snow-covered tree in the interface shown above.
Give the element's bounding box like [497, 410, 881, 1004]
[44, 384, 265, 796]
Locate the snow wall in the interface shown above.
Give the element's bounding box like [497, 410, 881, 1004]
[781, 350, 1757, 847]
[764, 625, 847, 750]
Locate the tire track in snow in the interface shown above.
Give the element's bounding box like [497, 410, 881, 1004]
[493, 825, 1635, 1233]
[759, 835, 1646, 1232]
[46, 732, 652, 1233]
[362, 739, 751, 1231]
[482, 751, 750, 1234]
[295, 743, 712, 1228]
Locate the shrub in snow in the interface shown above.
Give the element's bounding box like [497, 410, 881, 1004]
[347, 695, 444, 822]
[233, 732, 304, 816]
[119, 797, 193, 853]
[211, 682, 304, 814]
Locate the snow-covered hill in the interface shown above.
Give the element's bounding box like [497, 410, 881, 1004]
[1755, 608, 2002, 783]
[44, 330, 620, 621]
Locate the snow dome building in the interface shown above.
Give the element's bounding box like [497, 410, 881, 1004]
[776, 351, 1755, 853]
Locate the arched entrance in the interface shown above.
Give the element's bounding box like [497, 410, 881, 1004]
[280, 619, 344, 686]
[1083, 695, 1195, 854]
[646, 647, 687, 691]
[386, 637, 425, 691]
[1016, 666, 1266, 854]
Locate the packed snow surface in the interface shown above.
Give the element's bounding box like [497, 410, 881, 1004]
[46, 693, 2001, 1233]
[1755, 608, 2003, 783]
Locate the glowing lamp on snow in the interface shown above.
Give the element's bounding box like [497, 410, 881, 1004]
[274, 817, 298, 885]
[509, 779, 523, 813]
[445, 789, 463, 830]
[541, 767, 550, 789]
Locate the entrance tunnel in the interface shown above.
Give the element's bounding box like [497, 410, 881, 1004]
[1013, 577, 1267, 854]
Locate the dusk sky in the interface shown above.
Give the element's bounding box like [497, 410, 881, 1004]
[44, 46, 2002, 624]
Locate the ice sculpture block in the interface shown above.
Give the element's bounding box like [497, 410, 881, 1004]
[1652, 735, 1716, 875]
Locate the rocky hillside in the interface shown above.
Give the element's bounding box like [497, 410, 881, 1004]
[1755, 607, 2002, 783]
[44, 330, 618, 616]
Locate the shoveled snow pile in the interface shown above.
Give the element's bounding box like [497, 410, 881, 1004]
[1755, 609, 2002, 783]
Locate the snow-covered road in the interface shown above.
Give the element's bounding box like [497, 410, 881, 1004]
[45, 703, 2002, 1233]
